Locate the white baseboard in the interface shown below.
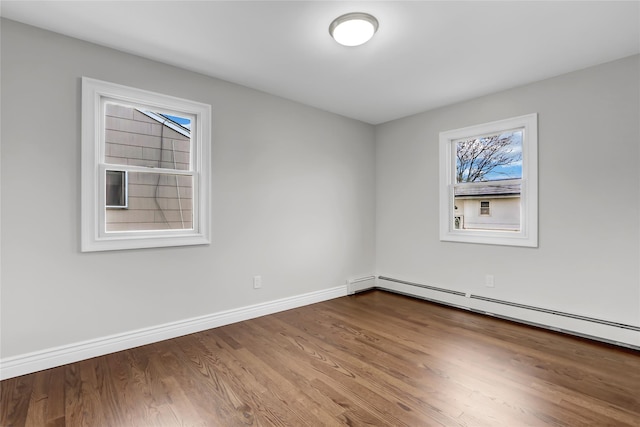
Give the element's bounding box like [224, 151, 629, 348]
[0, 285, 347, 380]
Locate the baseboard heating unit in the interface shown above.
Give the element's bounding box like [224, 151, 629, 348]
[354, 276, 640, 351]
[347, 276, 376, 295]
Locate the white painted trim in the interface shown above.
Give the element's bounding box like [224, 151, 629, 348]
[0, 285, 347, 380]
[81, 77, 211, 252]
[439, 113, 538, 247]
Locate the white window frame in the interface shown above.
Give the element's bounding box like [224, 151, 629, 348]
[81, 77, 211, 252]
[439, 113, 538, 247]
[479, 200, 491, 216]
[105, 170, 128, 209]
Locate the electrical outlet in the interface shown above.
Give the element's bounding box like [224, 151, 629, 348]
[253, 275, 262, 289]
[485, 274, 494, 288]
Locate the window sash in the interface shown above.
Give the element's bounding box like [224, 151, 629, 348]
[479, 201, 490, 216]
[449, 180, 526, 230]
[101, 100, 196, 171]
[106, 170, 128, 209]
[453, 128, 524, 184]
[99, 165, 198, 236]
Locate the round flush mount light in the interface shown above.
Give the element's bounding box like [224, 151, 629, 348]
[329, 12, 379, 47]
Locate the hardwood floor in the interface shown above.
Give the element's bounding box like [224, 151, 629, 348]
[2, 290, 639, 426]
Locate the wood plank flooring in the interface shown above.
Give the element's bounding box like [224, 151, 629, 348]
[2, 290, 639, 426]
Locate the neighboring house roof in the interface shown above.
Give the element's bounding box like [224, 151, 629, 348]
[455, 182, 521, 198]
[138, 109, 191, 138]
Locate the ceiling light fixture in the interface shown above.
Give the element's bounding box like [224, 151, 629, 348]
[329, 12, 379, 47]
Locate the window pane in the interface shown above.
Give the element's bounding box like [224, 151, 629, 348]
[106, 170, 126, 208]
[455, 130, 522, 183]
[454, 183, 521, 231]
[480, 201, 490, 215]
[105, 103, 191, 170]
[105, 172, 193, 232]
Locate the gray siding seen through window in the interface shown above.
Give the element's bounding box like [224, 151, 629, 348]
[104, 104, 193, 231]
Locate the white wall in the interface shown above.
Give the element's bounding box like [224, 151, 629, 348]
[0, 19, 375, 360]
[376, 55, 640, 345]
[2, 18, 638, 373]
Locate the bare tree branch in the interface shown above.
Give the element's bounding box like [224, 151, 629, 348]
[456, 133, 521, 182]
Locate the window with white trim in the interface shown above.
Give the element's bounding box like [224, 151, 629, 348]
[479, 200, 491, 216]
[105, 170, 128, 209]
[82, 77, 211, 251]
[439, 114, 538, 247]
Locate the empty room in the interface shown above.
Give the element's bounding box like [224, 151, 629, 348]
[1, 1, 639, 426]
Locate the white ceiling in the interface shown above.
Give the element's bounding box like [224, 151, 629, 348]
[2, 1, 639, 124]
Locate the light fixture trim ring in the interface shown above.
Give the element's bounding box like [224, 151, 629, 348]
[329, 12, 379, 46]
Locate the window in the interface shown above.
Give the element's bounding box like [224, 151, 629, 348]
[106, 170, 127, 208]
[82, 77, 211, 251]
[480, 201, 490, 216]
[439, 114, 537, 247]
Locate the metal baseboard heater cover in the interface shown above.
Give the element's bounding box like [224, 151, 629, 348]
[357, 276, 639, 350]
[347, 276, 376, 294]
